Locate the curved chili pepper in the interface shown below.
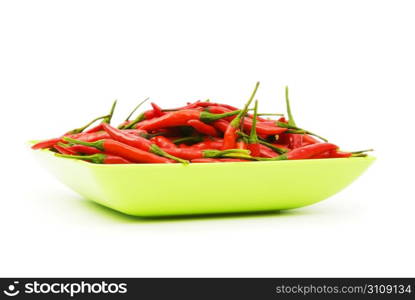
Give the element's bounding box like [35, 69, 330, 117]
[212, 119, 230, 133]
[53, 144, 76, 155]
[311, 150, 351, 159]
[67, 144, 102, 155]
[76, 131, 111, 142]
[56, 153, 131, 164]
[138, 109, 240, 131]
[302, 134, 320, 145]
[271, 143, 338, 160]
[178, 143, 190, 148]
[101, 123, 188, 163]
[187, 119, 219, 137]
[237, 131, 288, 154]
[151, 136, 177, 149]
[151, 102, 164, 117]
[63, 137, 174, 164]
[190, 139, 223, 150]
[161, 148, 250, 160]
[32, 137, 62, 150]
[312, 149, 373, 159]
[123, 109, 159, 129]
[258, 144, 278, 158]
[222, 82, 260, 149]
[242, 119, 287, 136]
[288, 133, 304, 149]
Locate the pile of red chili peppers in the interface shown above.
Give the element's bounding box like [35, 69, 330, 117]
[32, 83, 372, 164]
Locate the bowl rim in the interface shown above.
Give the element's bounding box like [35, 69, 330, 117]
[31, 143, 376, 168]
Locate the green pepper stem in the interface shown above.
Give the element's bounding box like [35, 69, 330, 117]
[55, 153, 105, 164]
[62, 137, 104, 151]
[230, 82, 260, 128]
[285, 86, 296, 127]
[248, 100, 259, 144]
[237, 131, 288, 154]
[220, 153, 256, 160]
[350, 149, 374, 154]
[149, 144, 189, 164]
[277, 121, 328, 142]
[351, 153, 368, 157]
[200, 110, 241, 122]
[254, 154, 288, 161]
[203, 149, 250, 158]
[124, 97, 149, 122]
[123, 112, 145, 129]
[173, 136, 203, 144]
[67, 114, 110, 134]
[57, 142, 70, 148]
[103, 100, 118, 124]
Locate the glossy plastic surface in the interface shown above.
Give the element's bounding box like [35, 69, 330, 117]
[32, 148, 375, 216]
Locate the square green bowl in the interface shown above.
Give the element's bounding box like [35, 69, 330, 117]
[32, 148, 375, 217]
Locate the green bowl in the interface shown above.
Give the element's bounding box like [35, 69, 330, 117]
[32, 148, 375, 217]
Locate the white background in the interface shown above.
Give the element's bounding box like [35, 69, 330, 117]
[0, 0, 414, 277]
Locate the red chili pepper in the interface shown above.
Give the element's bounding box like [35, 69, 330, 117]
[123, 109, 158, 129]
[76, 131, 111, 142]
[302, 134, 320, 145]
[289, 134, 304, 149]
[161, 148, 249, 160]
[67, 144, 102, 155]
[242, 118, 287, 136]
[101, 123, 188, 163]
[151, 136, 177, 149]
[270, 143, 290, 151]
[274, 143, 338, 160]
[84, 124, 104, 134]
[178, 143, 190, 148]
[237, 130, 288, 155]
[56, 153, 131, 164]
[311, 150, 352, 159]
[258, 144, 278, 158]
[63, 137, 174, 164]
[190, 139, 223, 150]
[138, 109, 240, 131]
[190, 158, 220, 163]
[32, 137, 62, 150]
[212, 119, 230, 133]
[187, 119, 219, 137]
[151, 102, 164, 117]
[223, 82, 260, 149]
[53, 144, 76, 155]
